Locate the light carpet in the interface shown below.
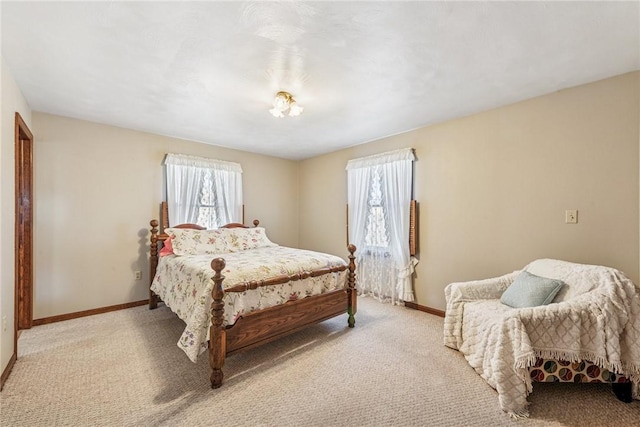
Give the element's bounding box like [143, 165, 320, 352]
[1, 297, 638, 426]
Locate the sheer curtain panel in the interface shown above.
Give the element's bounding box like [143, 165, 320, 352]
[346, 148, 417, 304]
[164, 153, 243, 228]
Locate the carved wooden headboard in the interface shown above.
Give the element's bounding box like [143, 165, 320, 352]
[160, 201, 253, 231]
[159, 201, 204, 231]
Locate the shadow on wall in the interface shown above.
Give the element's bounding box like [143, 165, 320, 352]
[130, 227, 150, 303]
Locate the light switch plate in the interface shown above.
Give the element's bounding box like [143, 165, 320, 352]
[565, 210, 578, 224]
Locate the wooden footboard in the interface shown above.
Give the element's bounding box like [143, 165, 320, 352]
[225, 289, 350, 355]
[208, 244, 357, 388]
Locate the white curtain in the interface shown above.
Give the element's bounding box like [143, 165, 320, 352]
[347, 148, 417, 304]
[164, 153, 243, 227]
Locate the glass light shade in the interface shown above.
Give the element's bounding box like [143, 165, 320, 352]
[269, 107, 285, 118]
[269, 91, 303, 118]
[288, 102, 303, 117]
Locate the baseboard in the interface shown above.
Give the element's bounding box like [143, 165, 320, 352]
[404, 301, 445, 317]
[1, 352, 17, 391]
[33, 300, 149, 326]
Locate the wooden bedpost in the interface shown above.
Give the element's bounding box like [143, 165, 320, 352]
[209, 257, 227, 389]
[149, 220, 159, 310]
[347, 244, 357, 328]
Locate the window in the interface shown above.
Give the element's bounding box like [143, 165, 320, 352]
[196, 169, 228, 229]
[346, 148, 417, 304]
[164, 153, 242, 228]
[364, 166, 389, 249]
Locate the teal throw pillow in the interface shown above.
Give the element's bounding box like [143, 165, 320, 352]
[500, 271, 565, 308]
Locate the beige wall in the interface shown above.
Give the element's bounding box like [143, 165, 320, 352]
[300, 72, 640, 310]
[1, 57, 33, 375]
[32, 113, 299, 319]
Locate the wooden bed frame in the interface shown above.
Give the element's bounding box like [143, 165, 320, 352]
[148, 216, 357, 389]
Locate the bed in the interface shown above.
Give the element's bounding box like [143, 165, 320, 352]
[148, 217, 357, 388]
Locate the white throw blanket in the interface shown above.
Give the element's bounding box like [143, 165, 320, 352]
[443, 259, 640, 417]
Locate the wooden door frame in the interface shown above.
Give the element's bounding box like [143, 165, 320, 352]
[14, 112, 34, 346]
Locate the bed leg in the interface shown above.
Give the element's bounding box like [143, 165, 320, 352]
[347, 244, 357, 328]
[149, 290, 158, 310]
[209, 257, 227, 389]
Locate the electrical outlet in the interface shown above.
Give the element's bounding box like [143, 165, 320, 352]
[565, 210, 578, 224]
[135, 271, 142, 280]
[2, 316, 7, 332]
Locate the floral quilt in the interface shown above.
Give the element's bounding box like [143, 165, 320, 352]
[151, 246, 348, 362]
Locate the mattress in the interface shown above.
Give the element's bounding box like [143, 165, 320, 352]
[151, 245, 348, 361]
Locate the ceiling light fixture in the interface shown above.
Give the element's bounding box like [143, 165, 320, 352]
[269, 91, 303, 118]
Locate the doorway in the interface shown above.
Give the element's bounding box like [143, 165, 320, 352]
[15, 112, 34, 350]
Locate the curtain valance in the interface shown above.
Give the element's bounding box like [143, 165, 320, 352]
[345, 148, 415, 170]
[164, 153, 243, 173]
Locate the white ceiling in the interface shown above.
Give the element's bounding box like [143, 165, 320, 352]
[2, 1, 639, 160]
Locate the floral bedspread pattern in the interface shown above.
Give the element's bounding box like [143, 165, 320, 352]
[167, 226, 277, 255]
[151, 246, 348, 362]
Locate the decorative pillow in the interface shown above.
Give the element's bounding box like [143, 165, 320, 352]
[166, 228, 229, 256]
[223, 227, 277, 252]
[159, 235, 174, 257]
[165, 227, 277, 255]
[501, 271, 565, 308]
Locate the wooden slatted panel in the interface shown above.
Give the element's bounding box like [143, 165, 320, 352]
[161, 201, 169, 230]
[409, 200, 417, 256]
